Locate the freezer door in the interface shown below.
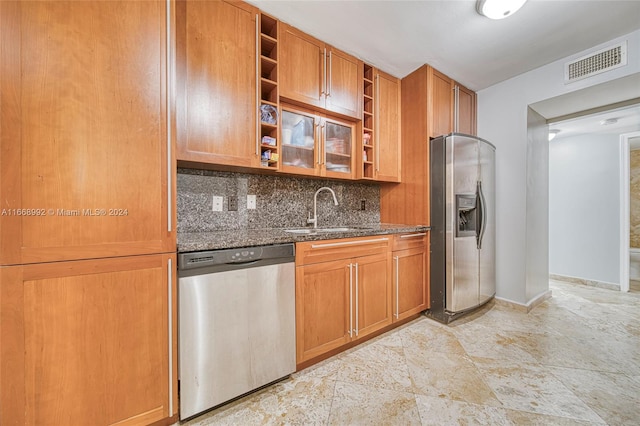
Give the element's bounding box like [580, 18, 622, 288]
[447, 134, 480, 312]
[479, 141, 496, 303]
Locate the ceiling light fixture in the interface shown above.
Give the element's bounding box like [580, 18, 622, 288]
[548, 129, 560, 141]
[600, 118, 618, 126]
[477, 0, 528, 20]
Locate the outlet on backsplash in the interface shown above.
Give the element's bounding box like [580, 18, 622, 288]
[360, 200, 366, 210]
[247, 195, 257, 210]
[212, 196, 223, 212]
[228, 196, 238, 211]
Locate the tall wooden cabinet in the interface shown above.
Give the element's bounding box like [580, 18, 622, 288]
[1, 255, 177, 426]
[280, 23, 362, 120]
[381, 65, 431, 226]
[175, 0, 261, 169]
[0, 1, 177, 424]
[0, 0, 174, 265]
[380, 65, 476, 226]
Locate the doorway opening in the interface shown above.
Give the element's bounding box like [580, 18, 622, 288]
[546, 104, 640, 293]
[627, 133, 640, 293]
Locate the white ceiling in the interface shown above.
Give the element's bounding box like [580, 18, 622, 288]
[550, 104, 640, 141]
[247, 0, 640, 91]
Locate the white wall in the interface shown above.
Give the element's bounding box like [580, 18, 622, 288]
[525, 108, 549, 301]
[477, 29, 640, 304]
[549, 133, 621, 284]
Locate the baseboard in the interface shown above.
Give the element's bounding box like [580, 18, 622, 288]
[549, 274, 620, 291]
[630, 248, 640, 280]
[494, 289, 552, 313]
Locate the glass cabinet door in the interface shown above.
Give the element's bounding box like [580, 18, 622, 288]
[281, 109, 317, 171]
[324, 119, 353, 176]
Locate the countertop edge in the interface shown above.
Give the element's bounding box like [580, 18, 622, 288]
[177, 224, 430, 253]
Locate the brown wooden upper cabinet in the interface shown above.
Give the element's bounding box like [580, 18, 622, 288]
[453, 82, 477, 135]
[431, 68, 477, 138]
[0, 0, 175, 265]
[361, 66, 401, 182]
[376, 71, 402, 182]
[430, 68, 454, 139]
[280, 24, 362, 120]
[176, 0, 262, 169]
[280, 104, 356, 179]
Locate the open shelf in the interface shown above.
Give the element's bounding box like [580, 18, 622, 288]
[282, 144, 314, 151]
[362, 63, 375, 178]
[326, 151, 351, 158]
[261, 57, 277, 80]
[260, 13, 278, 38]
[259, 13, 280, 169]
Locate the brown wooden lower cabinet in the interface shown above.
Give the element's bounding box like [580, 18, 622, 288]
[295, 236, 394, 365]
[295, 258, 353, 362]
[392, 232, 430, 321]
[0, 253, 177, 426]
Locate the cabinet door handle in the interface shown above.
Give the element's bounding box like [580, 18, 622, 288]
[354, 262, 359, 337]
[348, 263, 353, 338]
[375, 74, 380, 172]
[321, 122, 326, 165]
[328, 50, 332, 97]
[394, 256, 399, 319]
[315, 120, 321, 166]
[310, 237, 389, 249]
[454, 85, 459, 132]
[166, 0, 173, 233]
[255, 14, 260, 157]
[167, 257, 174, 416]
[400, 233, 427, 239]
[322, 48, 327, 96]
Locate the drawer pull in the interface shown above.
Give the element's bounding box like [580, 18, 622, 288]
[310, 237, 389, 249]
[354, 262, 359, 337]
[394, 256, 399, 319]
[399, 233, 427, 239]
[348, 264, 353, 338]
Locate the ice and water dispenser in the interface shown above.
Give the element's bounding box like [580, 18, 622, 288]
[456, 194, 477, 237]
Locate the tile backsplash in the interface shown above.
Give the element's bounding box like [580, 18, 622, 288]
[177, 168, 380, 233]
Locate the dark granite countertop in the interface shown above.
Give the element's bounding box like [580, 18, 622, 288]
[177, 223, 430, 253]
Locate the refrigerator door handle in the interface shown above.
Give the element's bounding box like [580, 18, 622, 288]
[477, 181, 487, 249]
[475, 182, 481, 249]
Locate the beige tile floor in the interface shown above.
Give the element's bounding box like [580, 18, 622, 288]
[183, 280, 640, 425]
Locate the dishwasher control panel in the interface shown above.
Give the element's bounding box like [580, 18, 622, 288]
[228, 248, 262, 263]
[178, 244, 295, 275]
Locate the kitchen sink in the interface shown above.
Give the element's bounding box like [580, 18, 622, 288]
[284, 227, 373, 234]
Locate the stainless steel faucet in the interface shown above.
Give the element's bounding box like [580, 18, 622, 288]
[307, 187, 338, 229]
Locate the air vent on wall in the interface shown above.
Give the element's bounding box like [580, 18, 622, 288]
[564, 41, 627, 84]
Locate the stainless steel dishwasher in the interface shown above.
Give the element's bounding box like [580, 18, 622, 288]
[178, 243, 296, 420]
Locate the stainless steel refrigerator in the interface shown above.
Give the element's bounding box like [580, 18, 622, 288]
[427, 133, 496, 323]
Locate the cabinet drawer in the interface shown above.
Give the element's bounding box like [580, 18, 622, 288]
[392, 232, 429, 251]
[296, 236, 390, 265]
